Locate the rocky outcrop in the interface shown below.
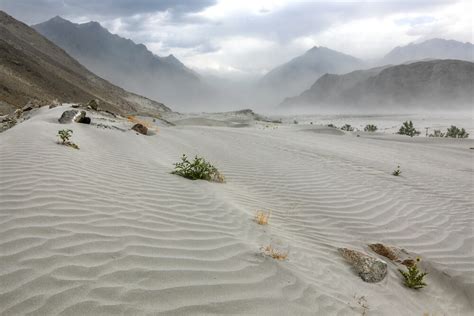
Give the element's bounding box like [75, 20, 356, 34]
[339, 248, 388, 283]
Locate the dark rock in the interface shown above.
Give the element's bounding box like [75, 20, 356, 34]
[77, 116, 91, 124]
[132, 123, 148, 135]
[71, 104, 80, 108]
[339, 248, 388, 283]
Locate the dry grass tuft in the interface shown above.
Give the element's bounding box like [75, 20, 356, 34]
[255, 211, 270, 225]
[262, 245, 288, 260]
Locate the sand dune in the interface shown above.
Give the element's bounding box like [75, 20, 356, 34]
[0, 106, 473, 315]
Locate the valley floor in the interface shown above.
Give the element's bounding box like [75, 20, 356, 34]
[0, 106, 473, 315]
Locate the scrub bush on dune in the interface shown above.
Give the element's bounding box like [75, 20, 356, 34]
[398, 121, 420, 137]
[172, 154, 224, 183]
[57, 129, 79, 149]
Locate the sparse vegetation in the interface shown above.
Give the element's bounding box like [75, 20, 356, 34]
[428, 129, 445, 137]
[364, 124, 378, 132]
[392, 165, 401, 176]
[341, 124, 354, 132]
[398, 121, 420, 137]
[57, 129, 79, 149]
[255, 211, 270, 225]
[398, 258, 427, 289]
[327, 123, 337, 128]
[261, 245, 288, 260]
[445, 125, 469, 138]
[172, 154, 224, 182]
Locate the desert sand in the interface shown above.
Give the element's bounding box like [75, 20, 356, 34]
[0, 105, 473, 315]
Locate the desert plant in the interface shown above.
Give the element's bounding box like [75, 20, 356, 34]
[293, 120, 298, 124]
[57, 129, 79, 149]
[262, 245, 288, 260]
[172, 154, 224, 182]
[398, 121, 420, 137]
[398, 259, 427, 289]
[327, 123, 337, 128]
[445, 125, 469, 138]
[392, 165, 401, 176]
[429, 129, 445, 137]
[341, 124, 354, 131]
[364, 124, 378, 132]
[255, 211, 270, 225]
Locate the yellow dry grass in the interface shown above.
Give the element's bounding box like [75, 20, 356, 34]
[262, 245, 288, 260]
[255, 211, 270, 225]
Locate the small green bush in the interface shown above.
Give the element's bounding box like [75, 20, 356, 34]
[392, 165, 401, 176]
[398, 121, 420, 137]
[57, 129, 79, 149]
[445, 125, 469, 138]
[364, 124, 377, 132]
[398, 261, 427, 289]
[341, 124, 354, 131]
[172, 154, 224, 182]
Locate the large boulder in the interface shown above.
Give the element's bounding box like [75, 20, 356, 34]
[339, 248, 388, 283]
[132, 123, 148, 135]
[58, 110, 86, 124]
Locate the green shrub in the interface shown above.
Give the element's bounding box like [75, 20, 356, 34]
[341, 124, 354, 131]
[57, 129, 79, 149]
[364, 124, 377, 132]
[172, 154, 224, 182]
[398, 121, 420, 137]
[445, 125, 469, 138]
[392, 165, 401, 176]
[398, 261, 427, 289]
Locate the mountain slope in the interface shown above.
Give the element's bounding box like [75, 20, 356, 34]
[382, 39, 474, 65]
[0, 11, 170, 115]
[259, 46, 364, 103]
[282, 59, 474, 111]
[33, 16, 204, 109]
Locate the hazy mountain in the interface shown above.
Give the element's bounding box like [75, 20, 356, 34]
[282, 59, 474, 111]
[33, 16, 205, 109]
[259, 46, 365, 105]
[0, 11, 170, 115]
[382, 39, 474, 65]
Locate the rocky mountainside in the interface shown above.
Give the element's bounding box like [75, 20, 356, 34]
[259, 46, 364, 104]
[33, 16, 205, 109]
[282, 59, 474, 111]
[381, 39, 474, 65]
[0, 11, 170, 115]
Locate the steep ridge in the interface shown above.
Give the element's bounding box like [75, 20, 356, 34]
[0, 11, 170, 115]
[33, 16, 205, 109]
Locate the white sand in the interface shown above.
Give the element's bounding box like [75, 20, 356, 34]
[0, 105, 473, 315]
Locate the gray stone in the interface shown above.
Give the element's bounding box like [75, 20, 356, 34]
[58, 110, 86, 124]
[339, 248, 388, 283]
[87, 99, 99, 111]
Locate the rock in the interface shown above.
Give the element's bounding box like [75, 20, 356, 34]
[77, 116, 91, 124]
[58, 110, 86, 124]
[71, 104, 80, 108]
[87, 99, 99, 111]
[368, 243, 398, 261]
[13, 109, 23, 119]
[401, 259, 416, 268]
[339, 248, 388, 283]
[132, 123, 148, 135]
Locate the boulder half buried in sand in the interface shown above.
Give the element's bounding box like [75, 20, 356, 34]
[58, 110, 86, 124]
[132, 123, 148, 135]
[339, 248, 388, 283]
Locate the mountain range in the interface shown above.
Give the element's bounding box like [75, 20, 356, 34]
[258, 46, 365, 104]
[0, 11, 169, 115]
[33, 16, 205, 109]
[281, 59, 474, 111]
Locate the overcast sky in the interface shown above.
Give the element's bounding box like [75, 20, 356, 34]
[1, 0, 472, 78]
